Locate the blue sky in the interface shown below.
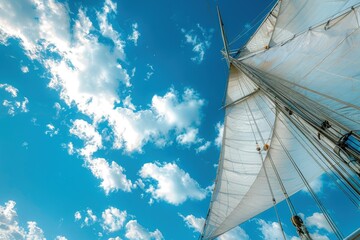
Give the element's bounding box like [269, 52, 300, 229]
[0, 0, 359, 239]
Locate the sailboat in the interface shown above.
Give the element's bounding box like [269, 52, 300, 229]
[201, 1, 360, 239]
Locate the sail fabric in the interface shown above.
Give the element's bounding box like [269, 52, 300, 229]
[239, 1, 280, 57]
[202, 101, 327, 239]
[225, 65, 258, 106]
[239, 0, 360, 58]
[242, 5, 360, 130]
[269, 0, 360, 46]
[201, 67, 275, 239]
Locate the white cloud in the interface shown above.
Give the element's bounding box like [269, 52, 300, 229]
[74, 211, 81, 221]
[0, 200, 25, 239]
[176, 128, 199, 145]
[96, 0, 125, 58]
[179, 214, 204, 233]
[302, 176, 323, 194]
[196, 141, 211, 153]
[305, 212, 332, 233]
[45, 123, 59, 137]
[53, 102, 64, 117]
[0, 84, 28, 116]
[218, 226, 250, 240]
[26, 221, 45, 240]
[21, 66, 29, 73]
[0, 83, 18, 97]
[128, 23, 140, 46]
[139, 162, 207, 205]
[215, 122, 224, 148]
[257, 219, 286, 240]
[101, 207, 127, 232]
[123, 96, 136, 111]
[0, 1, 206, 155]
[83, 209, 97, 227]
[69, 119, 102, 158]
[181, 24, 213, 63]
[87, 158, 134, 194]
[125, 220, 163, 240]
[0, 200, 46, 240]
[55, 236, 68, 240]
[109, 237, 122, 240]
[67, 142, 74, 155]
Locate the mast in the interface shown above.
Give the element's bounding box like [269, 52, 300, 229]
[216, 6, 231, 66]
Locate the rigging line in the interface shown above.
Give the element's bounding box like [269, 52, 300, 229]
[250, 70, 360, 203]
[289, 115, 360, 207]
[243, 95, 287, 240]
[237, 61, 355, 145]
[235, 61, 343, 143]
[248, 65, 359, 131]
[271, 115, 344, 240]
[254, 75, 360, 192]
[238, 3, 360, 61]
[258, 93, 360, 208]
[275, 102, 360, 206]
[243, 94, 287, 240]
[244, 63, 360, 193]
[228, 0, 279, 46]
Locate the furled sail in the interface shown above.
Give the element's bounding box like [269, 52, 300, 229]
[202, 0, 360, 239]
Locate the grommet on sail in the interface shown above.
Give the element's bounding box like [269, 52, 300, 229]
[201, 1, 360, 239]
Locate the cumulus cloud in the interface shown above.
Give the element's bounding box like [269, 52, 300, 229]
[101, 207, 127, 232]
[305, 212, 332, 233]
[181, 24, 214, 63]
[139, 162, 207, 205]
[69, 119, 102, 158]
[125, 220, 163, 240]
[128, 23, 140, 46]
[27, 221, 45, 240]
[0, 200, 45, 239]
[257, 219, 286, 240]
[83, 209, 97, 227]
[0, 1, 206, 155]
[215, 122, 224, 148]
[302, 175, 323, 194]
[145, 64, 154, 81]
[176, 128, 199, 145]
[87, 158, 134, 194]
[218, 226, 250, 240]
[178, 214, 204, 233]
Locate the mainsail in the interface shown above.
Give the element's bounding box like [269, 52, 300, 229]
[201, 1, 360, 239]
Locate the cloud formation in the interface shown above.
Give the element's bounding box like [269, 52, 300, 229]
[125, 220, 163, 240]
[139, 162, 208, 205]
[0, 200, 55, 239]
[101, 207, 127, 232]
[0, 83, 29, 116]
[181, 24, 214, 63]
[87, 158, 134, 194]
[179, 214, 205, 233]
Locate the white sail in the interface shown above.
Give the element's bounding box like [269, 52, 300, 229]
[202, 68, 327, 239]
[239, 1, 280, 57]
[242, 4, 360, 130]
[202, 1, 360, 239]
